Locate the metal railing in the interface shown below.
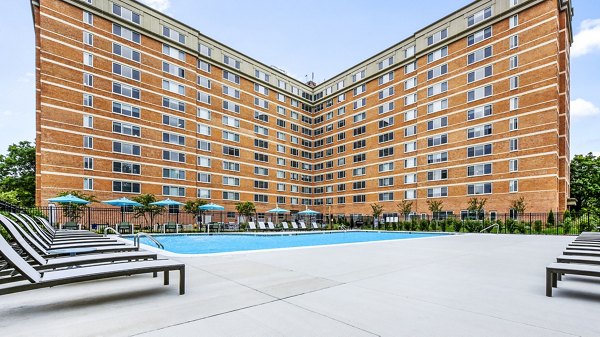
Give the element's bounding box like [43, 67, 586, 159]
[480, 223, 499, 234]
[134, 232, 164, 250]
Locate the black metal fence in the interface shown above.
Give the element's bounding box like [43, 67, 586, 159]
[1, 205, 598, 235]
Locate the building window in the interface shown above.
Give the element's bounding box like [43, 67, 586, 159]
[427, 64, 448, 80]
[113, 43, 140, 62]
[427, 28, 448, 46]
[467, 46, 492, 65]
[509, 14, 519, 28]
[509, 138, 519, 151]
[427, 187, 448, 198]
[467, 27, 492, 46]
[509, 117, 519, 131]
[467, 144, 492, 157]
[83, 115, 93, 128]
[467, 65, 493, 83]
[509, 35, 519, 49]
[467, 163, 492, 176]
[83, 94, 93, 107]
[427, 46, 448, 63]
[509, 97, 519, 111]
[113, 102, 140, 118]
[83, 136, 93, 149]
[509, 159, 519, 172]
[113, 181, 141, 194]
[112, 4, 141, 24]
[112, 24, 140, 44]
[83, 73, 93, 87]
[83, 31, 93, 45]
[83, 178, 93, 190]
[83, 11, 93, 25]
[84, 157, 93, 170]
[467, 7, 492, 27]
[509, 180, 519, 193]
[509, 55, 519, 69]
[163, 26, 186, 44]
[467, 183, 492, 195]
[113, 82, 140, 99]
[467, 85, 493, 102]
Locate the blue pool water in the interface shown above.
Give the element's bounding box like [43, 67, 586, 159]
[131, 231, 448, 254]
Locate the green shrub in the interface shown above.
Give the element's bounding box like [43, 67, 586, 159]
[418, 219, 430, 231]
[563, 218, 573, 235]
[505, 218, 516, 233]
[464, 220, 482, 232]
[534, 220, 543, 232]
[453, 219, 463, 232]
[547, 210, 555, 226]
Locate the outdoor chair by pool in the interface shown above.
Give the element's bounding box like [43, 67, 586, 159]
[2, 216, 139, 256]
[164, 222, 180, 233]
[290, 222, 299, 230]
[258, 222, 267, 231]
[19, 214, 100, 239]
[116, 222, 134, 234]
[299, 221, 307, 230]
[311, 222, 319, 230]
[546, 262, 600, 297]
[12, 214, 118, 245]
[267, 222, 277, 231]
[248, 222, 257, 231]
[0, 233, 185, 296]
[281, 222, 289, 230]
[62, 221, 81, 230]
[0, 215, 157, 274]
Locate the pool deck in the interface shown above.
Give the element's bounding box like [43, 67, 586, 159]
[2, 233, 600, 336]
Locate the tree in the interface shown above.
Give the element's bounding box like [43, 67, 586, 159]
[397, 199, 413, 221]
[427, 200, 444, 219]
[132, 194, 164, 228]
[183, 199, 208, 223]
[0, 190, 20, 205]
[570, 153, 600, 213]
[466, 197, 487, 220]
[370, 203, 384, 228]
[55, 190, 97, 222]
[510, 196, 527, 215]
[235, 201, 256, 222]
[0, 141, 36, 207]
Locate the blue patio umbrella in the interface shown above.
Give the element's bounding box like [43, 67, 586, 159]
[150, 199, 185, 224]
[298, 207, 321, 227]
[103, 197, 142, 222]
[267, 205, 290, 223]
[48, 194, 90, 227]
[199, 203, 225, 233]
[48, 194, 90, 204]
[149, 198, 185, 207]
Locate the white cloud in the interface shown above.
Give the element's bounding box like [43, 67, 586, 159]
[571, 18, 600, 57]
[571, 98, 600, 118]
[138, 0, 171, 12]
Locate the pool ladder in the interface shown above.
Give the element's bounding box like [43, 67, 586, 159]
[134, 232, 165, 249]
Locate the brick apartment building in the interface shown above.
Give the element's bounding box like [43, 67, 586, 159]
[31, 0, 573, 219]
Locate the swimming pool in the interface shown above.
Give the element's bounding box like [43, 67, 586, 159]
[131, 231, 449, 254]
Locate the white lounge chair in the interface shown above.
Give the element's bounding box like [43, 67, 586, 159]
[258, 221, 267, 230]
[299, 221, 307, 230]
[291, 222, 299, 230]
[311, 222, 319, 230]
[248, 222, 257, 231]
[281, 222, 289, 230]
[267, 222, 276, 230]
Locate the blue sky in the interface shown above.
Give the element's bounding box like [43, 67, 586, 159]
[0, 0, 598, 156]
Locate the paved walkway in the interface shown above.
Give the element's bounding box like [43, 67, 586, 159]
[1, 234, 599, 336]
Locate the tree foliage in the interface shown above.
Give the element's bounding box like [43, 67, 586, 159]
[183, 199, 208, 221]
[509, 196, 527, 214]
[427, 200, 444, 214]
[0, 141, 36, 207]
[55, 190, 97, 222]
[397, 200, 413, 220]
[370, 203, 384, 219]
[570, 153, 600, 213]
[467, 197, 487, 219]
[132, 194, 164, 227]
[235, 201, 256, 220]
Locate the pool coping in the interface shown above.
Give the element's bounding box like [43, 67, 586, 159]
[124, 230, 459, 257]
